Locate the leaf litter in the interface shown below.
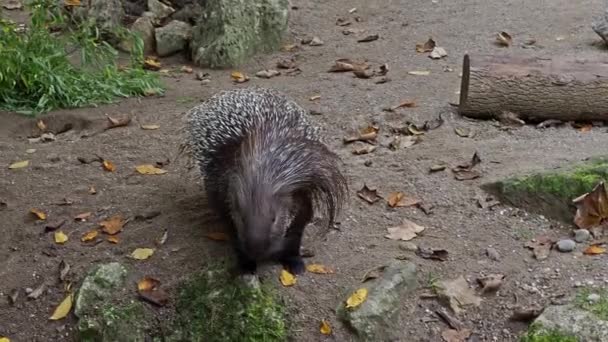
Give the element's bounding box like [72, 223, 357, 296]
[345, 288, 368, 309]
[306, 264, 334, 274]
[280, 269, 296, 287]
[131, 248, 155, 260]
[416, 246, 449, 261]
[385, 219, 425, 241]
[49, 293, 73, 320]
[573, 181, 608, 229]
[476, 274, 505, 294]
[436, 275, 482, 314]
[386, 192, 421, 208]
[137, 276, 169, 306]
[100, 214, 126, 235]
[356, 184, 382, 204]
[524, 235, 555, 260]
[452, 152, 482, 180]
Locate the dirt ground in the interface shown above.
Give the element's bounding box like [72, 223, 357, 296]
[2, 0, 608, 341]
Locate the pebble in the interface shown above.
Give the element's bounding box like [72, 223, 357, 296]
[556, 239, 576, 252]
[587, 293, 601, 303]
[399, 242, 418, 252]
[486, 247, 501, 261]
[574, 229, 591, 243]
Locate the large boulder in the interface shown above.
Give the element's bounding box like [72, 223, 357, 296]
[531, 303, 608, 341]
[118, 16, 156, 54]
[71, 0, 125, 42]
[191, 0, 290, 68]
[155, 20, 193, 57]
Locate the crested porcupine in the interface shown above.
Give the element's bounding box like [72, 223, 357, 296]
[185, 87, 348, 274]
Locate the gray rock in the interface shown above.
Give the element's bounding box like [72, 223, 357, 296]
[592, 6, 608, 45]
[119, 16, 156, 54]
[191, 0, 289, 68]
[534, 304, 608, 341]
[148, 0, 175, 19]
[587, 293, 601, 303]
[75, 262, 127, 317]
[72, 0, 125, 41]
[399, 242, 418, 252]
[155, 20, 193, 57]
[574, 229, 591, 243]
[337, 260, 417, 341]
[486, 247, 501, 261]
[556, 239, 576, 253]
[170, 2, 203, 25]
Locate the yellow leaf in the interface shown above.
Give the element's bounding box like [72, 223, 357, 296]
[30, 208, 47, 220]
[0, 337, 10, 342]
[107, 236, 119, 244]
[64, 0, 81, 6]
[100, 214, 125, 235]
[54, 231, 68, 244]
[204, 232, 230, 241]
[36, 119, 47, 131]
[49, 293, 73, 320]
[102, 160, 115, 172]
[306, 264, 335, 274]
[131, 248, 155, 260]
[345, 288, 368, 309]
[135, 164, 168, 175]
[584, 245, 606, 255]
[144, 57, 161, 71]
[81, 229, 98, 242]
[9, 160, 29, 169]
[141, 124, 160, 130]
[279, 269, 296, 287]
[320, 320, 332, 335]
[137, 276, 161, 291]
[230, 71, 249, 83]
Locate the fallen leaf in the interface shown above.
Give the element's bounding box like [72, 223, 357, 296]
[436, 275, 482, 314]
[107, 236, 119, 244]
[361, 265, 386, 283]
[345, 288, 368, 309]
[64, 0, 80, 6]
[102, 160, 115, 172]
[385, 100, 417, 112]
[452, 152, 482, 180]
[509, 306, 545, 322]
[385, 219, 425, 241]
[573, 181, 608, 229]
[9, 160, 29, 169]
[30, 208, 47, 220]
[156, 229, 168, 246]
[0, 338, 9, 342]
[356, 184, 382, 204]
[328, 58, 368, 72]
[454, 127, 473, 138]
[477, 274, 505, 294]
[306, 264, 334, 274]
[387, 192, 421, 208]
[429, 47, 448, 59]
[578, 124, 593, 133]
[230, 71, 249, 83]
[352, 145, 376, 155]
[59, 260, 70, 282]
[143, 57, 161, 71]
[36, 119, 47, 131]
[441, 328, 472, 342]
[131, 248, 155, 260]
[280, 269, 296, 287]
[320, 320, 332, 335]
[135, 164, 168, 175]
[416, 38, 436, 53]
[138, 281, 169, 306]
[81, 229, 98, 242]
[416, 246, 449, 261]
[357, 34, 379, 43]
[100, 214, 125, 235]
[141, 124, 160, 130]
[430, 164, 447, 172]
[105, 114, 131, 130]
[255, 69, 281, 79]
[74, 212, 92, 222]
[524, 236, 554, 260]
[408, 70, 430, 76]
[180, 66, 193, 73]
[343, 125, 378, 143]
[49, 293, 73, 320]
[89, 186, 97, 195]
[584, 244, 606, 255]
[204, 232, 229, 241]
[54, 231, 68, 244]
[27, 282, 45, 299]
[138, 276, 161, 291]
[496, 31, 513, 46]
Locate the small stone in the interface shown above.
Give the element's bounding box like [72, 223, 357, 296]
[309, 36, 324, 46]
[119, 16, 156, 54]
[587, 293, 601, 303]
[556, 239, 576, 253]
[486, 247, 501, 261]
[148, 0, 175, 19]
[399, 242, 418, 252]
[574, 229, 591, 243]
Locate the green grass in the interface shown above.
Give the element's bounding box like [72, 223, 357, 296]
[0, 0, 163, 115]
[575, 287, 608, 321]
[519, 323, 578, 342]
[171, 262, 288, 342]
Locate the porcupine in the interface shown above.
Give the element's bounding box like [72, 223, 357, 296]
[185, 87, 348, 275]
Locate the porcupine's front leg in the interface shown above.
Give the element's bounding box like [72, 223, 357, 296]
[279, 194, 313, 275]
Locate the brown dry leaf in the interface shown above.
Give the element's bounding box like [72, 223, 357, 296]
[49, 293, 73, 320]
[280, 269, 296, 287]
[573, 181, 608, 229]
[328, 58, 368, 72]
[105, 115, 131, 129]
[584, 244, 606, 255]
[54, 231, 68, 244]
[361, 265, 387, 283]
[387, 192, 421, 208]
[385, 219, 425, 241]
[441, 328, 472, 342]
[102, 160, 115, 172]
[436, 275, 482, 314]
[477, 274, 505, 294]
[131, 248, 155, 260]
[141, 124, 160, 130]
[204, 232, 229, 241]
[100, 214, 125, 235]
[345, 288, 368, 309]
[230, 71, 249, 83]
[496, 31, 513, 46]
[137, 277, 169, 306]
[143, 57, 161, 71]
[344, 125, 379, 143]
[352, 145, 376, 155]
[306, 264, 334, 274]
[524, 235, 555, 260]
[416, 247, 449, 261]
[107, 236, 119, 244]
[357, 34, 379, 43]
[356, 184, 382, 204]
[416, 38, 436, 53]
[74, 212, 92, 222]
[81, 229, 98, 242]
[452, 152, 482, 180]
[135, 164, 168, 175]
[180, 66, 193, 73]
[137, 276, 161, 291]
[319, 320, 332, 335]
[89, 186, 97, 195]
[9, 160, 29, 169]
[64, 0, 81, 6]
[36, 119, 47, 131]
[30, 208, 47, 220]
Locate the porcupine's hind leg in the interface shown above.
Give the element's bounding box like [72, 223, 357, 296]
[279, 192, 313, 275]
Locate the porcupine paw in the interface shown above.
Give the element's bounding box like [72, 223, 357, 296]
[281, 256, 305, 275]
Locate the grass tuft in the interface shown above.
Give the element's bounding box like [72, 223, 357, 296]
[575, 287, 608, 321]
[519, 323, 578, 342]
[0, 0, 163, 115]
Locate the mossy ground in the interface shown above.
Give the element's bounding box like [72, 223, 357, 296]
[575, 287, 608, 321]
[168, 261, 288, 342]
[519, 323, 578, 342]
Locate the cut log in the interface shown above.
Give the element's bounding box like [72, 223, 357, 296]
[458, 54, 608, 122]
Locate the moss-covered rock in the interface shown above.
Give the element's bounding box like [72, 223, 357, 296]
[483, 157, 608, 222]
[519, 323, 579, 342]
[190, 0, 289, 68]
